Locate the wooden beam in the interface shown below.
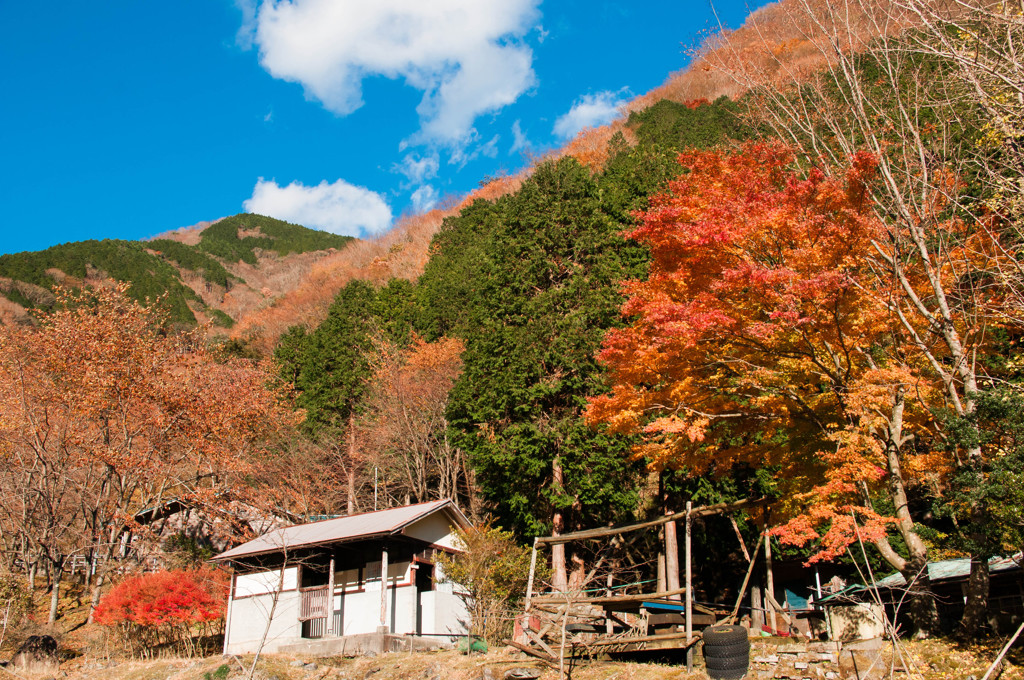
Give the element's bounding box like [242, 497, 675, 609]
[508, 640, 558, 668]
[529, 585, 689, 606]
[729, 532, 764, 623]
[533, 498, 768, 545]
[524, 537, 539, 612]
[584, 630, 702, 647]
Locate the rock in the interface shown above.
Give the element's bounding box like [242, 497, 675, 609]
[814, 652, 838, 663]
[12, 635, 58, 665]
[479, 668, 495, 680]
[778, 643, 808, 654]
[503, 669, 542, 679]
[363, 667, 382, 679]
[304, 663, 318, 671]
[824, 673, 838, 679]
[753, 655, 780, 664]
[291, 660, 306, 667]
[795, 662, 809, 670]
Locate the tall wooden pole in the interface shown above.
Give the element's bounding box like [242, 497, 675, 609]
[326, 556, 336, 636]
[380, 543, 389, 631]
[685, 501, 693, 670]
[765, 532, 777, 633]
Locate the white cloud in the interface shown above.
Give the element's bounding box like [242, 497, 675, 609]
[450, 134, 501, 168]
[553, 90, 630, 140]
[393, 152, 439, 184]
[244, 0, 540, 145]
[243, 178, 392, 236]
[510, 120, 528, 155]
[410, 185, 438, 212]
[235, 0, 258, 49]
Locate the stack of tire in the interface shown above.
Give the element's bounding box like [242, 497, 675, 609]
[701, 624, 750, 680]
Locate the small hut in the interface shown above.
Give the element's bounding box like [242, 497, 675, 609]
[212, 499, 472, 656]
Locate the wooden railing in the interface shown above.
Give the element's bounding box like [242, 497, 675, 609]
[299, 585, 329, 621]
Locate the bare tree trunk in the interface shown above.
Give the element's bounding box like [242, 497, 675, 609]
[550, 457, 568, 592]
[48, 558, 62, 625]
[958, 555, 991, 639]
[347, 414, 357, 515]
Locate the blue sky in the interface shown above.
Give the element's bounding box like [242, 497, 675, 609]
[0, 1, 770, 256]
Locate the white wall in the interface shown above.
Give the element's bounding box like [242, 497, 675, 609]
[224, 587, 302, 654]
[422, 590, 469, 637]
[234, 566, 297, 597]
[404, 513, 460, 550]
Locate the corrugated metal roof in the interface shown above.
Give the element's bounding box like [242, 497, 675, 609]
[212, 499, 469, 562]
[871, 553, 1022, 589]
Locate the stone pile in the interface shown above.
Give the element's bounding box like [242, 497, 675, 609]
[744, 638, 891, 680]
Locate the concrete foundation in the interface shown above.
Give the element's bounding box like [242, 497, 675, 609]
[276, 632, 453, 657]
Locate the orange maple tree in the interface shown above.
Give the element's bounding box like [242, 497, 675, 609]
[587, 143, 940, 570]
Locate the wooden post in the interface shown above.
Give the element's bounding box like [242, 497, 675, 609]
[752, 586, 764, 632]
[685, 501, 693, 671]
[765, 532, 777, 634]
[326, 556, 336, 636]
[665, 517, 681, 600]
[657, 548, 667, 593]
[524, 538, 539, 612]
[379, 544, 389, 631]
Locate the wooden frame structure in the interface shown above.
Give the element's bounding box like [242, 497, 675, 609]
[515, 497, 768, 671]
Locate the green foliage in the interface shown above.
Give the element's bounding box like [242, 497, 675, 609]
[437, 521, 541, 644]
[147, 239, 236, 288]
[934, 388, 1024, 555]
[197, 213, 354, 264]
[420, 158, 652, 537]
[162, 533, 216, 569]
[0, 240, 199, 324]
[626, 97, 752, 152]
[204, 665, 230, 680]
[213, 337, 261, 361]
[207, 308, 235, 329]
[275, 280, 380, 431]
[0, 213, 351, 329]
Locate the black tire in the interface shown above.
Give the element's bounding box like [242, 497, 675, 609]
[703, 640, 750, 659]
[702, 624, 748, 647]
[705, 654, 751, 671]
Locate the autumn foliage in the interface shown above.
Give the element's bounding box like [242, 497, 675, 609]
[0, 284, 301, 622]
[94, 568, 228, 656]
[588, 143, 916, 559]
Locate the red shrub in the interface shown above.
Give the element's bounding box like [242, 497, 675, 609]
[94, 568, 227, 656]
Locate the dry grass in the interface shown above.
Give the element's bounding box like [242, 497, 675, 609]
[0, 635, 1016, 680]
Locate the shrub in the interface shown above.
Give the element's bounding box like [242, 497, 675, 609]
[93, 568, 227, 657]
[437, 521, 542, 645]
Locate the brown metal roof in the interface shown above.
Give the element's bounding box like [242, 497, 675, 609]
[212, 499, 470, 562]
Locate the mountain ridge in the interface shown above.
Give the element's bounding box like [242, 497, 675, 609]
[0, 213, 354, 328]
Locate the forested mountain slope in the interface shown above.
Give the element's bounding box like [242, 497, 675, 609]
[269, 0, 1024, 638]
[0, 213, 353, 327]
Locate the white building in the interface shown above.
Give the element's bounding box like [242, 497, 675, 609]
[213, 499, 472, 655]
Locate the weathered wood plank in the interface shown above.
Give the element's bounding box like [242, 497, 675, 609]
[533, 498, 768, 545]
